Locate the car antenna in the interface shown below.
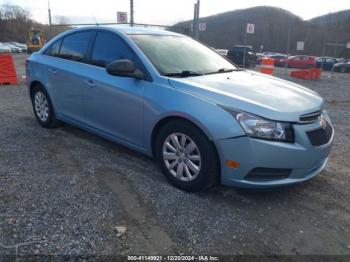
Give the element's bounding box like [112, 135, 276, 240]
[92, 15, 99, 26]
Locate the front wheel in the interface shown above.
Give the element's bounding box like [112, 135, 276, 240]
[155, 120, 219, 192]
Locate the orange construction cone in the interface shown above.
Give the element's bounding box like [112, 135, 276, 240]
[260, 58, 275, 75]
[0, 54, 18, 85]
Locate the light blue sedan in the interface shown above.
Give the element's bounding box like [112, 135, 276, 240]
[26, 26, 334, 191]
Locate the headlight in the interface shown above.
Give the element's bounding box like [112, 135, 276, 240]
[224, 108, 294, 142]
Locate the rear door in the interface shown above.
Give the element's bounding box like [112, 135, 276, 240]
[48, 31, 93, 122]
[81, 30, 147, 146]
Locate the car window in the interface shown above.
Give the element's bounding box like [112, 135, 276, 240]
[59, 31, 92, 62]
[131, 35, 236, 75]
[44, 40, 62, 57]
[91, 31, 139, 68]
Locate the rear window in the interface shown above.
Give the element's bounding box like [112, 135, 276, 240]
[59, 31, 92, 62]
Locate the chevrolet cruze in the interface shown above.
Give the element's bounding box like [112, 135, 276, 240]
[26, 26, 334, 191]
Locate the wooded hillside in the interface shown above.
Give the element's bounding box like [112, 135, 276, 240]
[172, 6, 350, 58]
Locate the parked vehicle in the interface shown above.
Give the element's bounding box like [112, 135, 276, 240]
[215, 49, 228, 56]
[269, 54, 287, 67]
[227, 46, 257, 68]
[26, 27, 334, 191]
[255, 53, 267, 65]
[262, 52, 277, 56]
[336, 58, 348, 63]
[11, 42, 27, 52]
[315, 57, 338, 71]
[281, 55, 316, 69]
[3, 42, 21, 53]
[333, 61, 350, 73]
[0, 43, 11, 53]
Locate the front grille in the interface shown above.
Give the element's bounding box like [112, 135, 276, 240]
[245, 168, 291, 182]
[306, 120, 333, 146]
[299, 111, 321, 123]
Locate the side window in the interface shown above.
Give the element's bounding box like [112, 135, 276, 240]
[91, 31, 138, 68]
[59, 31, 92, 62]
[44, 40, 62, 57]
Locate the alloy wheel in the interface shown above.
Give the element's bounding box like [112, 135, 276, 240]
[162, 133, 202, 182]
[34, 91, 49, 122]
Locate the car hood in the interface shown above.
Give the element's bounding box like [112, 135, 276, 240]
[168, 70, 323, 122]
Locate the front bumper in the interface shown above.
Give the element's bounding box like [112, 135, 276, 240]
[216, 117, 334, 188]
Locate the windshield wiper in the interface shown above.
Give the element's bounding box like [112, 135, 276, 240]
[163, 70, 203, 78]
[204, 68, 242, 75]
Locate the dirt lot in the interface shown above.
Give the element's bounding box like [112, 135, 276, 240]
[0, 54, 350, 258]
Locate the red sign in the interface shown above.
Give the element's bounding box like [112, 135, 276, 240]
[246, 23, 255, 34]
[117, 12, 128, 23]
[199, 23, 206, 31]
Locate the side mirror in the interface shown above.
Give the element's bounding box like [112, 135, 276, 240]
[106, 59, 144, 80]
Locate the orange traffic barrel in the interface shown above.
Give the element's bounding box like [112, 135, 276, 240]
[311, 68, 321, 79]
[0, 54, 18, 85]
[260, 58, 274, 75]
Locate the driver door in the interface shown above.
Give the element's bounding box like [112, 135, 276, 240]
[82, 30, 147, 147]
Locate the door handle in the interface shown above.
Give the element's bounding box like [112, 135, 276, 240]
[49, 68, 57, 74]
[85, 79, 96, 88]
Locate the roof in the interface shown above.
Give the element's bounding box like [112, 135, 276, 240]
[66, 25, 183, 36]
[110, 25, 182, 36]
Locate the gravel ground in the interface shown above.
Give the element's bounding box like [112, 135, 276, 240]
[0, 54, 350, 258]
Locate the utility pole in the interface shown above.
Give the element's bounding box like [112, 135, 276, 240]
[192, 3, 197, 37]
[192, 0, 200, 40]
[285, 22, 291, 76]
[48, 1, 52, 38]
[320, 29, 328, 74]
[243, 31, 247, 68]
[130, 0, 134, 27]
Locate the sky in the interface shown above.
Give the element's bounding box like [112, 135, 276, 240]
[1, 0, 349, 25]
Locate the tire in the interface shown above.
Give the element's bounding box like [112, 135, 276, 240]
[155, 120, 219, 192]
[31, 84, 60, 128]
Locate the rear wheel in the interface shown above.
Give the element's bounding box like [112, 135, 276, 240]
[155, 120, 219, 192]
[31, 85, 60, 128]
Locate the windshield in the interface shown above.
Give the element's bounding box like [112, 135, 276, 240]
[130, 34, 237, 77]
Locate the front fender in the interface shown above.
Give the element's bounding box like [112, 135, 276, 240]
[143, 80, 245, 155]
